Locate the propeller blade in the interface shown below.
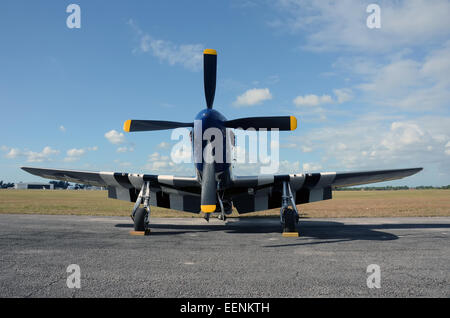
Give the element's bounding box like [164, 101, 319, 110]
[225, 116, 297, 131]
[123, 120, 193, 132]
[200, 162, 217, 213]
[203, 49, 217, 109]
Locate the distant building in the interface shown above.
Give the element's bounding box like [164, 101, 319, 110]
[88, 186, 106, 190]
[15, 182, 54, 190]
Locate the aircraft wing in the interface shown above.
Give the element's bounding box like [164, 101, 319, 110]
[22, 166, 422, 214]
[21, 167, 201, 213]
[230, 168, 422, 213]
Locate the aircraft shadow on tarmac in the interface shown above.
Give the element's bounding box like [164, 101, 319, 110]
[115, 218, 450, 246]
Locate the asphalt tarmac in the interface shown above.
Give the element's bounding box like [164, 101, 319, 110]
[0, 214, 448, 297]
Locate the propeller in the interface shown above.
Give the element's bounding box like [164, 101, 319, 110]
[123, 120, 193, 132]
[200, 162, 217, 214]
[203, 49, 217, 109]
[123, 48, 298, 133]
[225, 116, 297, 131]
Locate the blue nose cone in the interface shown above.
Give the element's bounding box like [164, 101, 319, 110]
[193, 108, 229, 174]
[194, 108, 227, 126]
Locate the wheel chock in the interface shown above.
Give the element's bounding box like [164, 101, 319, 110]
[282, 232, 299, 238]
[129, 229, 151, 236]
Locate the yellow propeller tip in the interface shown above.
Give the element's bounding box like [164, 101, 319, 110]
[123, 120, 131, 132]
[201, 205, 216, 213]
[290, 116, 298, 130]
[203, 49, 217, 55]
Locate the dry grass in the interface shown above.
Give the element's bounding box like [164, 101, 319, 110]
[0, 189, 449, 218]
[250, 189, 450, 218]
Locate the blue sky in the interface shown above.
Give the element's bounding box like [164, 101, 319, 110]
[1, 0, 449, 186]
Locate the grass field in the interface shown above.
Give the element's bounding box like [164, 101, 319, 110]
[0, 189, 449, 218]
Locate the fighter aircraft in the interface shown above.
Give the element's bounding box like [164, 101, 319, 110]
[22, 49, 422, 237]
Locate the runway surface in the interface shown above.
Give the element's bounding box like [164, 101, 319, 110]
[0, 214, 448, 297]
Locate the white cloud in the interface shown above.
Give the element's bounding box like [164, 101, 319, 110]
[233, 88, 272, 106]
[147, 160, 168, 170]
[302, 162, 322, 172]
[1, 145, 100, 163]
[59, 125, 66, 132]
[293, 88, 352, 107]
[66, 148, 86, 157]
[26, 147, 60, 163]
[103, 128, 134, 152]
[295, 116, 450, 174]
[336, 143, 347, 151]
[157, 142, 171, 149]
[266, 75, 280, 84]
[280, 160, 301, 173]
[293, 94, 332, 107]
[105, 130, 126, 145]
[358, 59, 422, 95]
[114, 160, 132, 167]
[444, 141, 450, 156]
[232, 159, 301, 175]
[353, 44, 450, 111]
[63, 157, 78, 163]
[171, 146, 192, 162]
[333, 88, 353, 104]
[63, 147, 97, 162]
[301, 145, 313, 153]
[271, 0, 450, 52]
[117, 146, 134, 153]
[144, 151, 193, 174]
[64, 148, 84, 163]
[280, 143, 297, 149]
[129, 19, 203, 71]
[381, 122, 425, 150]
[422, 44, 450, 83]
[5, 148, 22, 159]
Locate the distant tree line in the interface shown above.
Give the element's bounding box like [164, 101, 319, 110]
[49, 181, 71, 189]
[0, 179, 96, 190]
[335, 185, 450, 191]
[49, 181, 86, 189]
[0, 181, 14, 189]
[1, 179, 448, 191]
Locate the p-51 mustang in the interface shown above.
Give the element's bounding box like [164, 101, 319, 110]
[22, 49, 422, 237]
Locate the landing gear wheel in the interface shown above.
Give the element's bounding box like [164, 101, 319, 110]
[134, 207, 148, 231]
[282, 208, 297, 233]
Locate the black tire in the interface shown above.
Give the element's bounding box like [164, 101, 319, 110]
[223, 201, 233, 215]
[134, 207, 147, 231]
[282, 208, 297, 233]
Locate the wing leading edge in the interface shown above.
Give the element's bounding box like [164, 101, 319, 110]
[332, 168, 423, 188]
[21, 167, 200, 189]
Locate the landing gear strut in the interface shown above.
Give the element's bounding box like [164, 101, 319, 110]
[130, 181, 151, 235]
[217, 193, 227, 221]
[280, 181, 299, 237]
